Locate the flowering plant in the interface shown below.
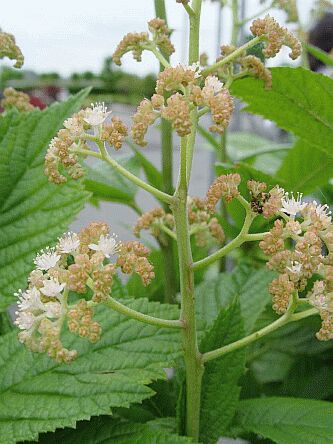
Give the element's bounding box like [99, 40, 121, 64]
[1, 1, 333, 444]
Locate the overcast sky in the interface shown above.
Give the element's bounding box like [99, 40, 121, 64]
[1, 0, 315, 77]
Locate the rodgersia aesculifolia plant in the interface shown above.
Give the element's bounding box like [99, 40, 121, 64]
[11, 2, 333, 441]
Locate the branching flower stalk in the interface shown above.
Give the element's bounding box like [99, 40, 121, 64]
[14, 5, 333, 442]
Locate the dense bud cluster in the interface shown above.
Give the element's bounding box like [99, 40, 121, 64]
[258, 191, 333, 339]
[134, 197, 225, 248]
[113, 18, 174, 66]
[132, 67, 233, 145]
[44, 103, 127, 183]
[250, 14, 301, 60]
[240, 55, 272, 90]
[14, 222, 154, 361]
[1, 87, 34, 112]
[0, 31, 24, 68]
[206, 173, 241, 212]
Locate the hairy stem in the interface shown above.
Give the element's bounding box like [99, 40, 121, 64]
[202, 35, 264, 75]
[193, 198, 255, 270]
[74, 145, 173, 204]
[173, 2, 204, 439]
[88, 296, 183, 329]
[202, 307, 318, 363]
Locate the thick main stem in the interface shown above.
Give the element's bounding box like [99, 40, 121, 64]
[173, 2, 203, 440]
[173, 172, 203, 440]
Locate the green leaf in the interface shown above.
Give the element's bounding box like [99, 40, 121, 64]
[0, 90, 90, 311]
[196, 265, 275, 334]
[127, 140, 164, 191]
[276, 139, 333, 194]
[305, 43, 333, 68]
[200, 300, 245, 444]
[231, 67, 333, 159]
[84, 154, 141, 207]
[0, 298, 181, 444]
[235, 397, 333, 444]
[37, 416, 195, 444]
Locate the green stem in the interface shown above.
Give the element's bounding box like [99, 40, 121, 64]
[231, 0, 239, 46]
[183, 2, 196, 17]
[90, 297, 183, 329]
[202, 35, 264, 75]
[193, 200, 254, 270]
[157, 223, 177, 240]
[202, 307, 318, 363]
[74, 145, 173, 205]
[148, 45, 171, 68]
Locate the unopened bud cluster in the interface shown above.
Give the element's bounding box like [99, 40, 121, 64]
[44, 103, 127, 183]
[134, 198, 225, 248]
[206, 173, 241, 212]
[258, 190, 333, 340]
[14, 222, 154, 362]
[0, 31, 24, 68]
[113, 18, 174, 66]
[132, 66, 233, 146]
[1, 87, 34, 112]
[250, 14, 301, 60]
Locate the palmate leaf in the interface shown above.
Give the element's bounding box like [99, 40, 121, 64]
[37, 416, 195, 444]
[235, 397, 333, 444]
[196, 265, 275, 334]
[276, 139, 333, 194]
[231, 67, 333, 158]
[200, 301, 245, 444]
[0, 298, 181, 444]
[0, 90, 90, 311]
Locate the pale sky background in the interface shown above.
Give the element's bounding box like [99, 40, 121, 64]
[1, 0, 316, 77]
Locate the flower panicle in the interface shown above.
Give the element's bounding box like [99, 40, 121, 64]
[14, 222, 155, 362]
[1, 87, 34, 112]
[0, 31, 24, 68]
[250, 14, 302, 60]
[113, 17, 174, 66]
[44, 103, 128, 183]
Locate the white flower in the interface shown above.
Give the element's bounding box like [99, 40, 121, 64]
[15, 287, 44, 312]
[40, 278, 65, 298]
[89, 234, 120, 258]
[179, 62, 201, 78]
[204, 75, 223, 94]
[63, 117, 84, 137]
[280, 192, 307, 217]
[83, 102, 111, 127]
[15, 311, 36, 330]
[57, 232, 80, 254]
[34, 247, 60, 271]
[314, 201, 332, 225]
[287, 261, 302, 274]
[44, 302, 62, 318]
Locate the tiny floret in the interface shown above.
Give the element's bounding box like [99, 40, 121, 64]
[280, 192, 307, 217]
[34, 248, 61, 271]
[89, 234, 121, 258]
[57, 232, 80, 254]
[40, 278, 65, 298]
[84, 102, 111, 127]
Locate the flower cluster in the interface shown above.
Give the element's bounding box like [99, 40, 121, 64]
[259, 191, 333, 340]
[132, 67, 233, 145]
[0, 87, 34, 112]
[134, 198, 225, 248]
[45, 103, 127, 183]
[14, 222, 154, 361]
[206, 173, 241, 213]
[113, 18, 174, 66]
[250, 14, 302, 60]
[0, 31, 24, 68]
[247, 180, 285, 218]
